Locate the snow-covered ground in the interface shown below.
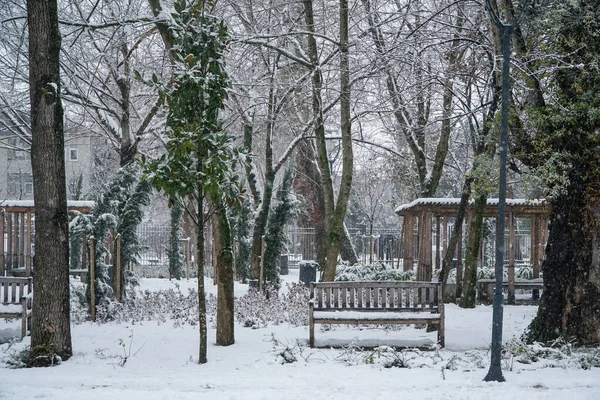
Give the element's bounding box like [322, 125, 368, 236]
[1, 270, 599, 399]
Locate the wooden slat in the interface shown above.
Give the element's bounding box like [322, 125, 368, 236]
[26, 211, 32, 276]
[7, 213, 12, 271]
[0, 212, 4, 276]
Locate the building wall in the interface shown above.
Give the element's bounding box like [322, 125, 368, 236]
[0, 132, 94, 201]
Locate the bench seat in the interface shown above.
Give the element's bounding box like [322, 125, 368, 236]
[309, 281, 445, 348]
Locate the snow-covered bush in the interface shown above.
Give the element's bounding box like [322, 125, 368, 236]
[335, 262, 415, 282]
[505, 337, 600, 369]
[235, 282, 310, 327]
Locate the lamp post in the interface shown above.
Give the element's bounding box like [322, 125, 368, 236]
[483, 0, 529, 383]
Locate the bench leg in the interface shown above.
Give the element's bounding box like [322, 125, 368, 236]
[21, 297, 27, 340]
[438, 305, 445, 348]
[309, 316, 315, 347]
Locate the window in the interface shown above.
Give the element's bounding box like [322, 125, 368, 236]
[7, 138, 28, 160]
[7, 172, 33, 198]
[69, 148, 78, 161]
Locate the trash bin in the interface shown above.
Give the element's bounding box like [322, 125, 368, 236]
[248, 279, 259, 291]
[299, 260, 318, 286]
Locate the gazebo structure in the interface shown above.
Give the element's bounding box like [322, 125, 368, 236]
[0, 200, 94, 277]
[394, 198, 550, 299]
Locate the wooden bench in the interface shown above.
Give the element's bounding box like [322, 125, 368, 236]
[309, 281, 445, 348]
[477, 278, 543, 304]
[0, 276, 32, 339]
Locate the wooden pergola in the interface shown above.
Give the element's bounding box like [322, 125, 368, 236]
[394, 198, 550, 298]
[0, 200, 94, 277]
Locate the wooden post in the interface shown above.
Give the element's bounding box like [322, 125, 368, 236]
[405, 216, 414, 271]
[417, 213, 426, 280]
[19, 212, 25, 268]
[116, 234, 121, 302]
[0, 211, 5, 276]
[89, 236, 96, 322]
[26, 211, 32, 276]
[7, 213, 12, 273]
[442, 216, 448, 259]
[12, 213, 18, 270]
[259, 235, 265, 293]
[435, 216, 441, 271]
[508, 213, 516, 304]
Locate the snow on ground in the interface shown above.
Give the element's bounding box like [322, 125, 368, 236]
[1, 270, 599, 399]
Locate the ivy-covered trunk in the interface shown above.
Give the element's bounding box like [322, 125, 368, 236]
[528, 173, 600, 344]
[459, 194, 486, 308]
[169, 201, 184, 280]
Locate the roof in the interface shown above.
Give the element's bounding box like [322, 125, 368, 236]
[394, 197, 549, 217]
[0, 200, 94, 213]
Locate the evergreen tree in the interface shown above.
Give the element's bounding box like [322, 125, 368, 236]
[231, 200, 253, 282]
[144, 0, 241, 363]
[523, 0, 600, 344]
[263, 167, 299, 287]
[71, 164, 150, 310]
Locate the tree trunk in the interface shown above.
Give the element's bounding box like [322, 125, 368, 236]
[293, 140, 326, 268]
[212, 201, 235, 346]
[460, 194, 487, 308]
[339, 223, 359, 265]
[249, 78, 277, 281]
[439, 177, 472, 302]
[528, 174, 600, 344]
[27, 0, 72, 362]
[195, 195, 207, 364]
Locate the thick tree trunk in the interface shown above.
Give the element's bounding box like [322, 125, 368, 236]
[459, 194, 487, 308]
[528, 175, 600, 344]
[27, 0, 72, 362]
[212, 202, 235, 346]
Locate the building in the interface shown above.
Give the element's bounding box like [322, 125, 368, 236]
[0, 111, 94, 201]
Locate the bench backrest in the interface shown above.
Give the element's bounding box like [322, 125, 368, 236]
[0, 277, 32, 305]
[310, 281, 441, 313]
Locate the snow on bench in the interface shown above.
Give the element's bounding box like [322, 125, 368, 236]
[0, 276, 32, 339]
[309, 281, 445, 347]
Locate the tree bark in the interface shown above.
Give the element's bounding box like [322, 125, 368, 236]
[27, 0, 72, 361]
[249, 80, 276, 281]
[212, 200, 235, 346]
[293, 140, 326, 269]
[322, 0, 353, 281]
[195, 193, 207, 364]
[459, 194, 487, 308]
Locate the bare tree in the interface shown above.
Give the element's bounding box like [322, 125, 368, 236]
[27, 0, 72, 364]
